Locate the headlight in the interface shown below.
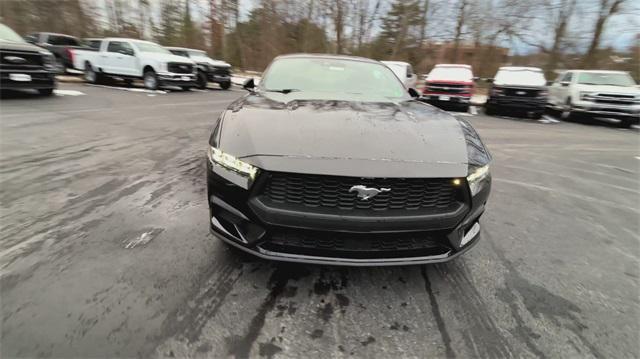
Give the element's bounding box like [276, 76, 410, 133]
[39, 51, 56, 70]
[580, 91, 596, 101]
[467, 164, 490, 196]
[207, 146, 258, 180]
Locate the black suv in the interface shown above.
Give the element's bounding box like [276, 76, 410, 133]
[166, 47, 232, 90]
[206, 54, 492, 266]
[485, 66, 548, 118]
[0, 24, 57, 96]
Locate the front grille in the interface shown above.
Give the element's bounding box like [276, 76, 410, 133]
[0, 50, 43, 70]
[593, 93, 635, 105]
[260, 172, 462, 213]
[168, 62, 193, 74]
[503, 88, 539, 97]
[425, 83, 470, 94]
[211, 66, 230, 76]
[261, 227, 451, 259]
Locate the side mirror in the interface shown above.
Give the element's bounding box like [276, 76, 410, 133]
[408, 88, 420, 98]
[243, 78, 255, 91]
[406, 73, 413, 78]
[561, 82, 569, 87]
[485, 78, 494, 83]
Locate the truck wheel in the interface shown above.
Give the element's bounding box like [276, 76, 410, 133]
[196, 71, 208, 90]
[55, 57, 66, 74]
[181, 86, 192, 91]
[38, 88, 54, 96]
[143, 70, 159, 90]
[220, 81, 231, 90]
[84, 63, 98, 84]
[485, 105, 496, 116]
[618, 119, 633, 129]
[561, 98, 576, 121]
[124, 79, 134, 87]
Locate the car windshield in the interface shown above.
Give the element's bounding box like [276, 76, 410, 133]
[577, 72, 636, 87]
[0, 24, 26, 43]
[494, 68, 546, 86]
[427, 67, 473, 82]
[261, 57, 408, 101]
[133, 41, 171, 54]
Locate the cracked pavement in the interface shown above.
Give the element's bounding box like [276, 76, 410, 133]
[1, 83, 638, 358]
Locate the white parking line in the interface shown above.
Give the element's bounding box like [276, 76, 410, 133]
[86, 84, 167, 94]
[54, 90, 85, 96]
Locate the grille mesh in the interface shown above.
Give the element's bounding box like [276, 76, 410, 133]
[168, 62, 193, 74]
[262, 172, 460, 212]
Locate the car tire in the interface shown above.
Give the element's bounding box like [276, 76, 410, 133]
[181, 86, 192, 91]
[143, 70, 159, 90]
[531, 112, 543, 119]
[84, 63, 99, 84]
[560, 98, 576, 121]
[485, 105, 496, 116]
[124, 79, 134, 87]
[617, 119, 633, 129]
[38, 88, 54, 96]
[55, 57, 66, 74]
[460, 104, 470, 113]
[196, 71, 208, 90]
[220, 81, 231, 90]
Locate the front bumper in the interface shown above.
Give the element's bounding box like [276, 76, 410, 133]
[421, 94, 471, 106]
[487, 96, 546, 111]
[207, 162, 490, 266]
[571, 102, 640, 119]
[0, 70, 56, 90]
[157, 72, 196, 87]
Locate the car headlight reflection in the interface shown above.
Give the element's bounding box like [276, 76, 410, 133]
[467, 164, 490, 196]
[208, 146, 258, 180]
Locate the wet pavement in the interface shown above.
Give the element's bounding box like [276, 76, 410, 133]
[1, 83, 638, 358]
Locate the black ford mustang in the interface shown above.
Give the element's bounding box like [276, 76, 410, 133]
[206, 54, 491, 266]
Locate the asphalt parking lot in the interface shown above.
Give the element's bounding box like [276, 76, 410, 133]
[1, 83, 638, 358]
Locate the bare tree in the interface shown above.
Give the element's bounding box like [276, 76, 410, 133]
[581, 0, 629, 68]
[450, 0, 469, 63]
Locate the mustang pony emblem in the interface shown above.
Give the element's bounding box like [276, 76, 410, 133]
[349, 185, 391, 200]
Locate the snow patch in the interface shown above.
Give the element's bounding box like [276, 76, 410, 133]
[86, 84, 167, 94]
[123, 228, 164, 249]
[54, 89, 85, 96]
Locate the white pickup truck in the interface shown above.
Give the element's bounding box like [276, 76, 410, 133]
[547, 70, 640, 127]
[72, 37, 197, 90]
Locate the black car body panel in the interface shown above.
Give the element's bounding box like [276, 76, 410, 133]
[207, 54, 491, 266]
[486, 85, 547, 112]
[0, 39, 57, 91]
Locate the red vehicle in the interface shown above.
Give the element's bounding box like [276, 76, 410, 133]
[421, 64, 476, 111]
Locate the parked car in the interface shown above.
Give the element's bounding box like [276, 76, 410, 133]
[0, 23, 57, 95]
[547, 70, 640, 128]
[71, 38, 197, 90]
[422, 64, 476, 111]
[485, 66, 547, 118]
[381, 61, 417, 89]
[206, 54, 492, 266]
[166, 47, 232, 90]
[23, 32, 83, 73]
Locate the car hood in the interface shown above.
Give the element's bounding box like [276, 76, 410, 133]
[574, 84, 640, 95]
[218, 94, 470, 178]
[140, 52, 195, 64]
[191, 55, 231, 67]
[0, 39, 46, 53]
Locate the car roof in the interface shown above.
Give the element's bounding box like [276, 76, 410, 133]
[102, 37, 155, 43]
[36, 32, 78, 38]
[381, 61, 410, 66]
[434, 64, 472, 68]
[498, 66, 542, 71]
[165, 46, 205, 52]
[564, 69, 628, 74]
[274, 53, 380, 64]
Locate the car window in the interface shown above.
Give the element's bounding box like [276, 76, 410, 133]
[171, 50, 189, 57]
[494, 68, 546, 86]
[47, 35, 79, 46]
[261, 57, 408, 101]
[427, 67, 473, 82]
[561, 72, 572, 83]
[85, 40, 102, 50]
[107, 41, 123, 53]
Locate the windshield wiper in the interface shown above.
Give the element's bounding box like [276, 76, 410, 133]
[265, 89, 301, 94]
